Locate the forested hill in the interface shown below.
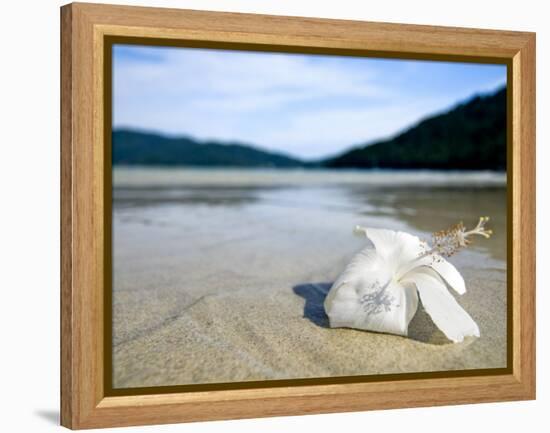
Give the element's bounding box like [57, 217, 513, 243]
[113, 87, 506, 170]
[112, 130, 304, 168]
[323, 87, 506, 170]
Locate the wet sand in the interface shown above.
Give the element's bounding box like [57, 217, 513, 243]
[112, 168, 507, 388]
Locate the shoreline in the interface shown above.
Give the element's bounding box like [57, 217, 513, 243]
[113, 167, 507, 188]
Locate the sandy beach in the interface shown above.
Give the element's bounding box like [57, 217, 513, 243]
[111, 168, 507, 388]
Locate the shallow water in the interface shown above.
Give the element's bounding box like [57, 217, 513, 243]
[112, 168, 508, 388]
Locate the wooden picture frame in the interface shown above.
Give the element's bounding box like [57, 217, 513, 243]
[60, 2, 536, 429]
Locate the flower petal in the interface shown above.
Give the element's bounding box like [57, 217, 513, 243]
[325, 248, 418, 337]
[355, 226, 425, 274]
[327, 247, 383, 297]
[405, 254, 466, 295]
[429, 258, 466, 295]
[403, 281, 419, 326]
[404, 269, 479, 343]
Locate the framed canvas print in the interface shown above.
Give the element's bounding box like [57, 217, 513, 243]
[60, 2, 536, 429]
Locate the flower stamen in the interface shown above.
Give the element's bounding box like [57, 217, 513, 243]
[429, 216, 493, 258]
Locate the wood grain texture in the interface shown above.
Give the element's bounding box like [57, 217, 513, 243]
[60, 2, 536, 429]
[60, 4, 73, 429]
[516, 35, 536, 395]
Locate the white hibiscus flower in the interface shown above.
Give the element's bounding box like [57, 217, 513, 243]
[324, 217, 492, 343]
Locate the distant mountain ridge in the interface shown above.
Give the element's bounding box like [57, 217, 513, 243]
[112, 130, 304, 168]
[113, 86, 506, 170]
[323, 87, 506, 170]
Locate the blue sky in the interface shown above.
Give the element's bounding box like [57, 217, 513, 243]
[113, 44, 506, 159]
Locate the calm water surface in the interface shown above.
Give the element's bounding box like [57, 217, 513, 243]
[113, 168, 507, 264]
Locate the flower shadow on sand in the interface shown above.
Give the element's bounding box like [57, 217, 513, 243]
[293, 282, 450, 345]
